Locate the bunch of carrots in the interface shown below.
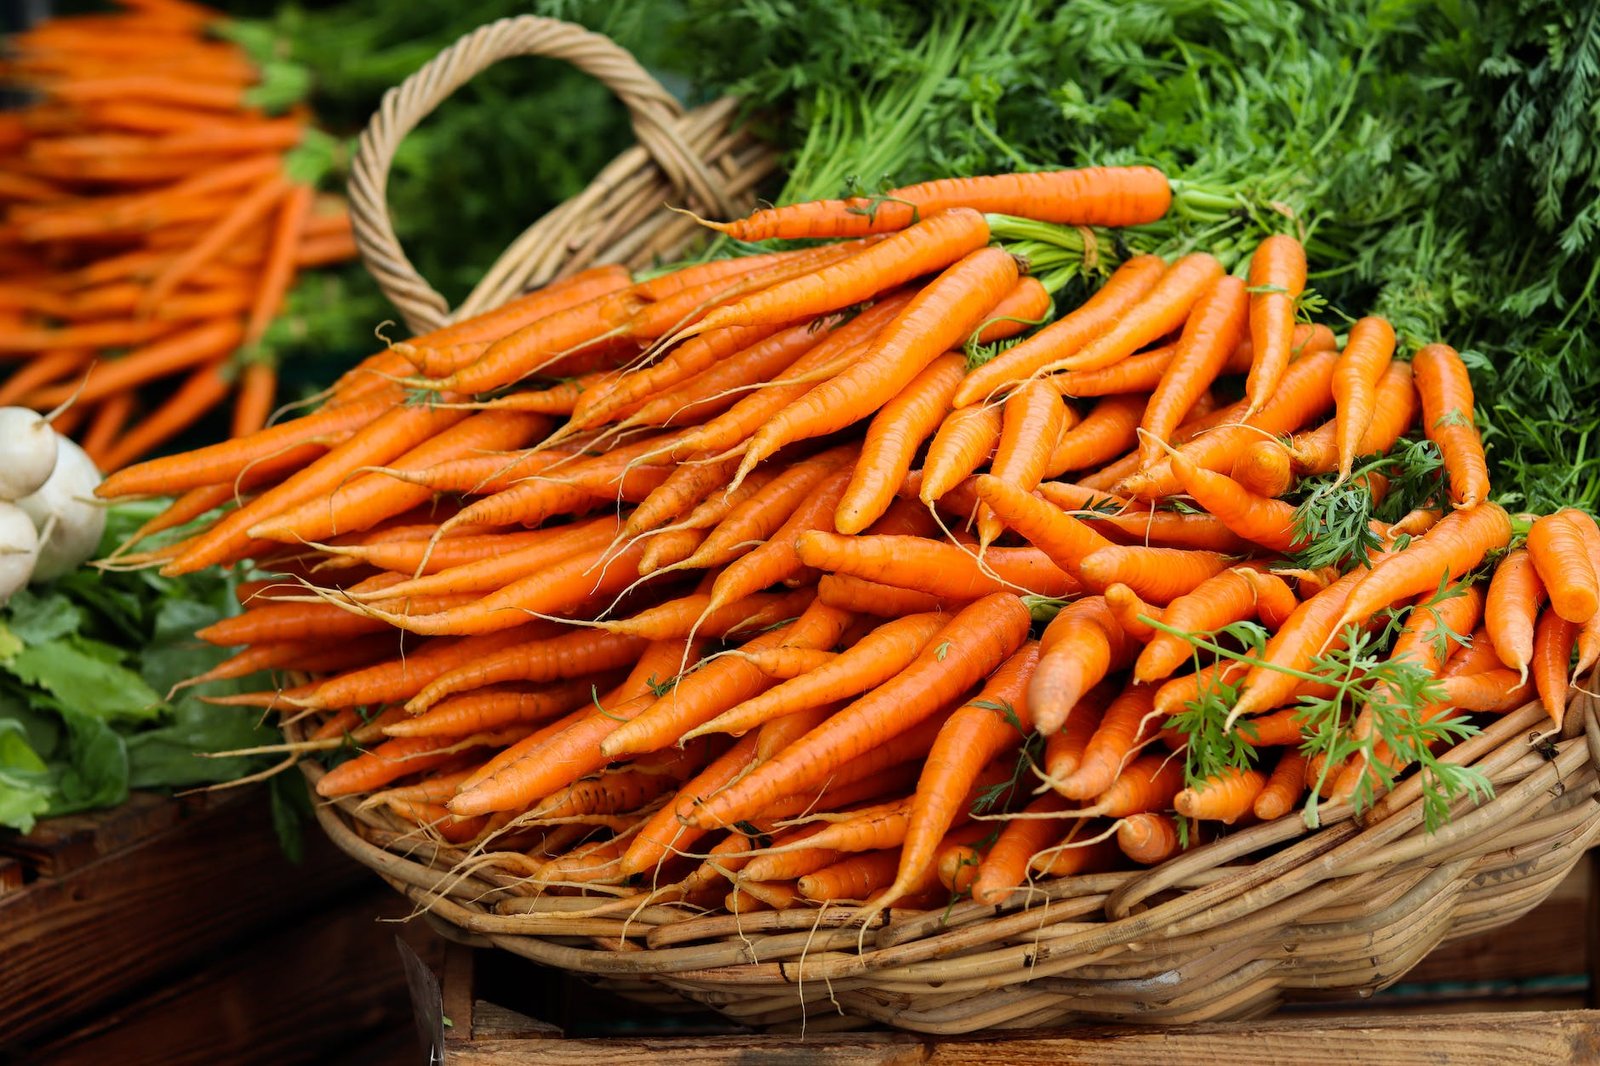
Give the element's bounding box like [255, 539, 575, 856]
[94, 164, 1594, 916]
[0, 0, 358, 470]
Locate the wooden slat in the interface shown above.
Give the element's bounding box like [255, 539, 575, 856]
[0, 787, 371, 1046]
[0, 791, 186, 877]
[23, 886, 446, 1066]
[446, 1011, 1600, 1065]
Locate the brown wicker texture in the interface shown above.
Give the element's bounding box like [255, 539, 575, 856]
[296, 694, 1600, 1035]
[345, 14, 777, 335]
[326, 16, 1600, 1036]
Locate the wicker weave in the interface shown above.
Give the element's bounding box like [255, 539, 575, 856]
[296, 695, 1600, 1034]
[322, 17, 1600, 1035]
[346, 15, 777, 335]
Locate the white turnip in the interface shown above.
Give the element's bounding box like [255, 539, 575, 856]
[0, 406, 60, 502]
[0, 501, 38, 605]
[17, 437, 105, 583]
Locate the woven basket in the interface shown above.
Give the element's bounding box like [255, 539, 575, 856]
[316, 16, 1600, 1036]
[345, 14, 777, 335]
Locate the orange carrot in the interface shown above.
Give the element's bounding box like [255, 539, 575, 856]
[1077, 544, 1231, 605]
[734, 245, 1019, 484]
[1138, 274, 1250, 469]
[954, 254, 1167, 406]
[1042, 393, 1146, 478]
[1253, 749, 1311, 820]
[1413, 343, 1490, 509]
[1241, 234, 1307, 418]
[1527, 510, 1600, 624]
[1051, 683, 1161, 800]
[1533, 609, 1579, 728]
[1330, 317, 1397, 481]
[1486, 548, 1547, 681]
[1333, 504, 1513, 635]
[1136, 568, 1265, 683]
[977, 380, 1070, 548]
[689, 594, 1031, 830]
[1168, 452, 1304, 553]
[1174, 766, 1266, 823]
[1048, 253, 1224, 373]
[836, 353, 966, 533]
[796, 532, 1079, 600]
[1030, 596, 1135, 734]
[970, 791, 1075, 903]
[705, 167, 1172, 243]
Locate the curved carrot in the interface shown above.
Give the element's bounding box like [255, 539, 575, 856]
[977, 380, 1070, 548]
[1533, 609, 1579, 728]
[384, 682, 597, 738]
[1241, 234, 1307, 418]
[971, 474, 1115, 581]
[836, 353, 966, 533]
[796, 532, 1079, 600]
[1138, 274, 1250, 469]
[1117, 813, 1196, 865]
[1237, 567, 1300, 631]
[1043, 682, 1116, 783]
[1413, 342, 1490, 509]
[1486, 548, 1547, 681]
[1048, 253, 1224, 373]
[1077, 544, 1231, 605]
[734, 245, 1018, 484]
[689, 594, 1032, 830]
[1168, 452, 1304, 553]
[1030, 596, 1135, 734]
[955, 254, 1167, 406]
[920, 403, 1004, 503]
[1136, 567, 1264, 683]
[1527, 510, 1600, 625]
[682, 612, 945, 741]
[1052, 682, 1161, 799]
[1253, 749, 1311, 820]
[1043, 393, 1146, 478]
[1104, 583, 1162, 642]
[1331, 316, 1397, 481]
[1228, 440, 1293, 499]
[969, 791, 1074, 905]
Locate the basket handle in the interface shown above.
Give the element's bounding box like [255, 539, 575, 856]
[347, 15, 743, 335]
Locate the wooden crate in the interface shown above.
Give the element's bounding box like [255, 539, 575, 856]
[427, 850, 1600, 1065]
[0, 787, 447, 1066]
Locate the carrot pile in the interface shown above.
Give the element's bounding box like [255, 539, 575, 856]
[96, 166, 1594, 916]
[0, 0, 359, 470]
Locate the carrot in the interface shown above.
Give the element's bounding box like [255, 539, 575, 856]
[689, 594, 1030, 830]
[836, 353, 966, 533]
[1040, 682, 1115, 784]
[1527, 510, 1600, 624]
[1412, 343, 1490, 509]
[1041, 394, 1145, 479]
[1228, 441, 1293, 500]
[316, 730, 524, 799]
[918, 403, 1004, 506]
[969, 791, 1075, 903]
[882, 642, 1040, 904]
[1073, 754, 1186, 819]
[1104, 583, 1162, 642]
[620, 732, 760, 878]
[701, 468, 853, 616]
[1116, 813, 1193, 865]
[1077, 544, 1231, 605]
[1485, 548, 1547, 682]
[1250, 749, 1311, 821]
[1136, 568, 1263, 683]
[384, 682, 599, 738]
[1138, 274, 1250, 468]
[601, 606, 853, 758]
[1333, 503, 1513, 635]
[599, 588, 817, 643]
[343, 517, 621, 601]
[1120, 349, 1339, 499]
[937, 843, 986, 896]
[95, 392, 396, 499]
[144, 169, 289, 308]
[730, 647, 840, 681]
[1174, 766, 1266, 823]
[705, 167, 1172, 242]
[1241, 235, 1307, 418]
[954, 255, 1168, 406]
[1054, 322, 1331, 400]
[1533, 610, 1579, 728]
[795, 532, 1079, 600]
[639, 528, 707, 577]
[1434, 669, 1536, 713]
[1048, 253, 1224, 373]
[80, 392, 136, 469]
[1237, 567, 1300, 631]
[403, 630, 651, 714]
[289, 625, 558, 711]
[248, 411, 548, 544]
[690, 208, 990, 339]
[970, 474, 1115, 582]
[733, 245, 1019, 484]
[25, 317, 243, 408]
[976, 381, 1070, 548]
[1168, 452, 1304, 553]
[1330, 317, 1397, 480]
[1050, 683, 1162, 800]
[1030, 596, 1135, 735]
[683, 613, 945, 741]
[816, 574, 952, 616]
